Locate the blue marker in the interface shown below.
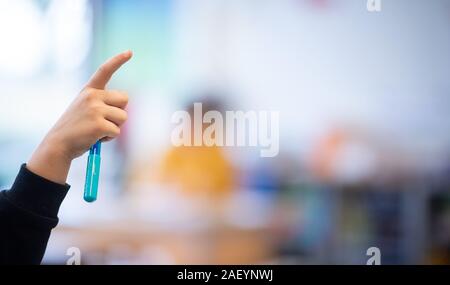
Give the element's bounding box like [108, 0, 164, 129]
[82, 50, 133, 203]
[84, 141, 101, 202]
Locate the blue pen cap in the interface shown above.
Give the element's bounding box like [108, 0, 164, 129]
[90, 141, 102, 155]
[84, 141, 102, 203]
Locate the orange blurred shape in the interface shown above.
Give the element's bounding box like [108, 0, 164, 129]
[159, 145, 234, 197]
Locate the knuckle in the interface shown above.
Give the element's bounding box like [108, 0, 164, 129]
[98, 117, 107, 128]
[88, 104, 104, 118]
[119, 110, 128, 122]
[109, 90, 128, 106]
[84, 89, 100, 103]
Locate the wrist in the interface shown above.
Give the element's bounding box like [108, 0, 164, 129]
[27, 134, 73, 185]
[43, 133, 74, 162]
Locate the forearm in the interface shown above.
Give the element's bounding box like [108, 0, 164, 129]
[0, 164, 69, 264]
[0, 51, 131, 264]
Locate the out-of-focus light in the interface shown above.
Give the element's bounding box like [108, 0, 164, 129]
[0, 0, 46, 77]
[47, 0, 93, 71]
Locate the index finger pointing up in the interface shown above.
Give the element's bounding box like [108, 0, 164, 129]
[86, 50, 133, 90]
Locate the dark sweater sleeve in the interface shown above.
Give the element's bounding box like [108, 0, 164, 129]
[0, 164, 70, 264]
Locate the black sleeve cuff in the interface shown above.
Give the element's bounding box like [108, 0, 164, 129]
[5, 164, 70, 219]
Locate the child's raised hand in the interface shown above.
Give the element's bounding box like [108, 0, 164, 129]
[27, 51, 133, 184]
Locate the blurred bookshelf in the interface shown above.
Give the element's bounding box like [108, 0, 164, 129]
[275, 176, 450, 265]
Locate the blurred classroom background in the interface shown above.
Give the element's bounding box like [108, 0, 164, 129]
[0, 0, 450, 264]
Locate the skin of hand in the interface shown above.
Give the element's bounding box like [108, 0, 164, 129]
[27, 50, 133, 185]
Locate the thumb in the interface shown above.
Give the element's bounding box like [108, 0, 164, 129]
[86, 50, 133, 90]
